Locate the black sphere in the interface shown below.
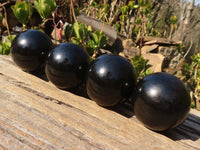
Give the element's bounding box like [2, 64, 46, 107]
[11, 29, 53, 72]
[45, 43, 90, 89]
[134, 72, 191, 131]
[86, 54, 137, 107]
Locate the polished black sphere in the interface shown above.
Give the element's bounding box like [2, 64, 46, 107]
[11, 29, 53, 72]
[45, 43, 90, 89]
[86, 54, 137, 107]
[134, 72, 191, 131]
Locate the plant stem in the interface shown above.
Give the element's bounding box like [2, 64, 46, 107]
[2, 6, 10, 36]
[100, 0, 106, 33]
[70, 0, 77, 22]
[0, 2, 10, 36]
[139, 15, 145, 60]
[124, 0, 126, 5]
[69, 24, 74, 42]
[82, 29, 87, 51]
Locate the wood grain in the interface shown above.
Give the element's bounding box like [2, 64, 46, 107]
[0, 55, 199, 150]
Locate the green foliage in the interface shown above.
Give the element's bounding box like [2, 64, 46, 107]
[130, 55, 152, 78]
[11, 1, 33, 25]
[115, 22, 121, 32]
[182, 53, 200, 107]
[120, 5, 129, 15]
[169, 15, 177, 39]
[176, 43, 185, 55]
[84, 1, 110, 22]
[183, 53, 200, 90]
[151, 28, 159, 37]
[90, 30, 107, 49]
[0, 35, 14, 55]
[133, 0, 159, 38]
[128, 1, 139, 10]
[34, 0, 57, 21]
[65, 22, 107, 56]
[0, 14, 3, 23]
[118, 1, 138, 34]
[170, 15, 177, 25]
[138, 0, 151, 15]
[82, 0, 156, 38]
[176, 43, 185, 51]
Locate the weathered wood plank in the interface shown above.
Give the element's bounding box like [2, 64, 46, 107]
[0, 55, 200, 150]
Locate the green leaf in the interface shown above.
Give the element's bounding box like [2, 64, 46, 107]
[120, 5, 129, 15]
[65, 23, 75, 40]
[71, 37, 81, 46]
[133, 5, 139, 9]
[0, 42, 10, 55]
[197, 85, 200, 90]
[66, 22, 107, 56]
[100, 35, 107, 48]
[128, 1, 139, 9]
[130, 55, 152, 78]
[91, 31, 107, 49]
[145, 69, 151, 75]
[34, 0, 42, 18]
[88, 40, 95, 49]
[170, 15, 177, 25]
[34, 0, 56, 20]
[79, 23, 89, 41]
[92, 31, 99, 45]
[72, 22, 79, 41]
[11, 1, 33, 25]
[0, 44, 3, 54]
[73, 22, 81, 39]
[136, 17, 142, 24]
[87, 40, 95, 56]
[8, 35, 14, 42]
[3, 45, 10, 55]
[0, 14, 3, 23]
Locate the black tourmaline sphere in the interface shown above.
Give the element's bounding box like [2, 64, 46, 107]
[86, 54, 137, 107]
[11, 29, 53, 72]
[45, 43, 90, 89]
[134, 72, 191, 131]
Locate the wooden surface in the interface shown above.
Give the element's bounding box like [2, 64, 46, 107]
[0, 55, 200, 150]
